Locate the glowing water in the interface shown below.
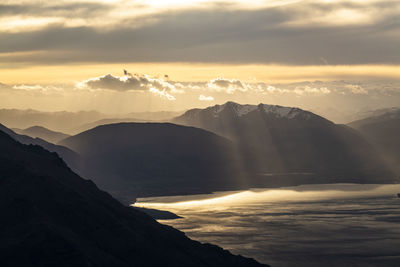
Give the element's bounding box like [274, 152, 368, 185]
[135, 184, 400, 266]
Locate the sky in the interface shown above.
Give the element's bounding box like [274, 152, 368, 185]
[0, 0, 399, 121]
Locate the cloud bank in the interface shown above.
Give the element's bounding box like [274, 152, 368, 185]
[1, 73, 399, 123]
[199, 94, 214, 101]
[0, 0, 399, 65]
[34, 73, 399, 101]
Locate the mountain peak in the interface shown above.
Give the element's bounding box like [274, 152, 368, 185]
[258, 104, 304, 119]
[203, 102, 308, 119]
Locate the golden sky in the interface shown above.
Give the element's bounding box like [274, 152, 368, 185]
[0, 0, 399, 118]
[1, 63, 400, 85]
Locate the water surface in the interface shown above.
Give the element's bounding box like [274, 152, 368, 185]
[135, 184, 400, 266]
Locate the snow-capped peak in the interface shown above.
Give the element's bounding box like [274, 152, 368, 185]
[259, 104, 302, 119]
[207, 102, 305, 119]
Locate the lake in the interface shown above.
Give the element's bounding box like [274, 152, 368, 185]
[134, 184, 400, 267]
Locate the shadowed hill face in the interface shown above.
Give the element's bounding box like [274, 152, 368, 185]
[0, 129, 267, 267]
[59, 123, 246, 199]
[16, 126, 70, 143]
[348, 109, 400, 175]
[173, 102, 395, 183]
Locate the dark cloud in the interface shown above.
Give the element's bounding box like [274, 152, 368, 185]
[0, 1, 399, 65]
[210, 78, 244, 89]
[81, 73, 177, 93]
[0, 2, 110, 18]
[83, 74, 142, 91]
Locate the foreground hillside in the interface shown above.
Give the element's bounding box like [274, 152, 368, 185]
[0, 123, 79, 170]
[173, 102, 395, 184]
[59, 123, 245, 199]
[348, 108, 400, 175]
[0, 129, 266, 267]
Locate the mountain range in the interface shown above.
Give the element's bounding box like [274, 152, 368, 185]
[0, 128, 266, 267]
[173, 102, 395, 184]
[0, 109, 183, 134]
[2, 102, 397, 204]
[0, 109, 103, 133]
[348, 108, 400, 175]
[13, 126, 70, 143]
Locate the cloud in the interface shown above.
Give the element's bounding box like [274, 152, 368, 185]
[77, 72, 179, 101]
[7, 71, 394, 102]
[0, 82, 12, 90]
[149, 88, 176, 101]
[293, 86, 331, 95]
[0, 2, 109, 18]
[0, 1, 399, 65]
[1, 76, 400, 119]
[344, 84, 368, 95]
[12, 84, 64, 94]
[78, 73, 177, 92]
[207, 78, 248, 94]
[199, 94, 214, 101]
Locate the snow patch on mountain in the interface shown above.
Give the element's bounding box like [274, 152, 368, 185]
[260, 104, 303, 119]
[207, 102, 306, 119]
[176, 102, 317, 122]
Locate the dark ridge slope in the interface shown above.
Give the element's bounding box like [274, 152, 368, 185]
[0, 123, 79, 170]
[59, 123, 246, 199]
[0, 129, 266, 267]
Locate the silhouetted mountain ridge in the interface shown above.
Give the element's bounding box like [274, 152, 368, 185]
[348, 108, 400, 175]
[0, 129, 267, 267]
[0, 123, 79, 171]
[73, 118, 147, 134]
[14, 126, 70, 143]
[173, 102, 395, 184]
[59, 123, 246, 200]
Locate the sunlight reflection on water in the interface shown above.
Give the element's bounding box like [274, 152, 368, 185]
[134, 184, 400, 267]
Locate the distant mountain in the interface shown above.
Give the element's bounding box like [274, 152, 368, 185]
[126, 111, 184, 121]
[173, 102, 395, 184]
[59, 123, 245, 200]
[0, 109, 103, 133]
[343, 107, 400, 124]
[71, 111, 184, 134]
[0, 123, 79, 171]
[14, 126, 70, 143]
[348, 108, 400, 129]
[72, 118, 147, 134]
[348, 108, 400, 175]
[0, 129, 266, 267]
[0, 109, 183, 135]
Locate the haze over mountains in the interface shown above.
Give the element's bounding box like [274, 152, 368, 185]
[13, 126, 70, 143]
[0, 128, 265, 267]
[0, 109, 182, 134]
[348, 108, 400, 175]
[1, 102, 398, 203]
[59, 123, 244, 200]
[0, 109, 103, 134]
[1, 101, 399, 266]
[173, 102, 396, 184]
